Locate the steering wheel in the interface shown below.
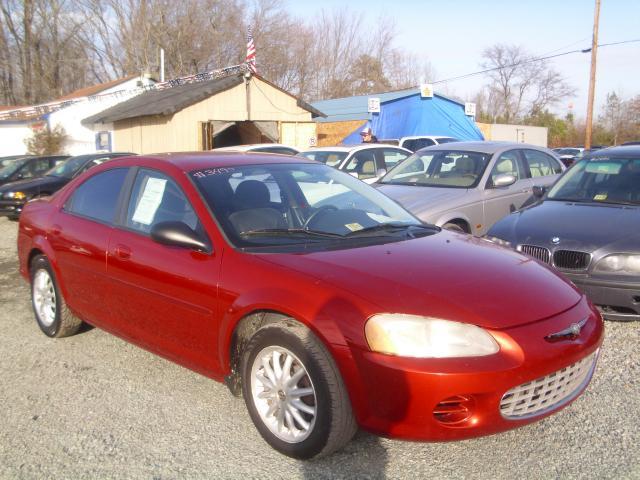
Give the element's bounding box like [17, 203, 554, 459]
[303, 205, 338, 229]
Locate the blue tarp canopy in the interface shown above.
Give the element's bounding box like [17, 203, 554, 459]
[337, 93, 484, 144]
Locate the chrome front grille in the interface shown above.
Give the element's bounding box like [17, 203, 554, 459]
[500, 351, 598, 419]
[553, 250, 591, 270]
[518, 244, 551, 264]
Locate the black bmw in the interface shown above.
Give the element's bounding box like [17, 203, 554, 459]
[487, 145, 640, 321]
[0, 152, 134, 220]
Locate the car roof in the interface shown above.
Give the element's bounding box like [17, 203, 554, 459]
[106, 151, 317, 172]
[301, 144, 410, 154]
[585, 145, 640, 158]
[416, 141, 551, 154]
[400, 135, 456, 141]
[212, 143, 297, 152]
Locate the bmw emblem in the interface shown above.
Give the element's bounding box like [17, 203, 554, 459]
[551, 237, 560, 245]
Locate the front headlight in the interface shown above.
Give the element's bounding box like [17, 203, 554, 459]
[484, 236, 512, 248]
[365, 314, 500, 358]
[4, 191, 27, 200]
[594, 254, 640, 275]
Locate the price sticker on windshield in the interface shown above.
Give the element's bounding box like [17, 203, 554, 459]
[345, 223, 364, 232]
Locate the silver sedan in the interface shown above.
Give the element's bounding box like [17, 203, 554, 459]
[376, 141, 565, 235]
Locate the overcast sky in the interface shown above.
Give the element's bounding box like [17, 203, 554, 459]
[286, 0, 639, 120]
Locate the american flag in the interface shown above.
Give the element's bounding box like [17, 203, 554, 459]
[245, 28, 257, 74]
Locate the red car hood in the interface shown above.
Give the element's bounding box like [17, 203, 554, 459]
[258, 231, 581, 330]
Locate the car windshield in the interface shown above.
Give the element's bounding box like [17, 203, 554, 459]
[379, 150, 491, 188]
[547, 157, 640, 205]
[0, 158, 27, 179]
[191, 163, 433, 250]
[299, 150, 348, 168]
[45, 155, 93, 178]
[435, 138, 460, 144]
[557, 148, 582, 156]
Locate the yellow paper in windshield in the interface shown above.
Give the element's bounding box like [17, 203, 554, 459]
[345, 223, 363, 232]
[594, 193, 608, 201]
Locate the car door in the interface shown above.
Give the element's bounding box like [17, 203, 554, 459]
[522, 149, 564, 189]
[341, 149, 378, 181]
[378, 148, 411, 173]
[106, 167, 221, 372]
[482, 149, 531, 233]
[48, 167, 131, 325]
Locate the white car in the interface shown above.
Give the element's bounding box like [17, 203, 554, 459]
[299, 144, 412, 183]
[379, 136, 461, 152]
[212, 143, 299, 155]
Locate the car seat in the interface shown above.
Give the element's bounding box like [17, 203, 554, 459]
[229, 180, 286, 234]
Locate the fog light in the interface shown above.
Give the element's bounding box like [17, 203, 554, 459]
[433, 394, 475, 425]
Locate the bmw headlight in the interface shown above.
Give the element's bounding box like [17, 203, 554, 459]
[484, 236, 512, 248]
[365, 314, 500, 358]
[594, 254, 640, 275]
[4, 191, 27, 200]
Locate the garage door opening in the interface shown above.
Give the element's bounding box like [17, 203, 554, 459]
[200, 121, 278, 150]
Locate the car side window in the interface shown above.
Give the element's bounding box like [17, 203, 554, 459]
[344, 150, 377, 179]
[490, 150, 522, 184]
[17, 159, 49, 179]
[381, 149, 410, 170]
[523, 150, 561, 177]
[403, 138, 435, 151]
[64, 168, 129, 224]
[126, 169, 200, 234]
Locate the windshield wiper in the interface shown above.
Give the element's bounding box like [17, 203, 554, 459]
[345, 223, 436, 238]
[547, 197, 591, 203]
[240, 228, 343, 239]
[595, 199, 639, 206]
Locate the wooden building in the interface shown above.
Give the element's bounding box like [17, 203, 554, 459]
[83, 74, 323, 154]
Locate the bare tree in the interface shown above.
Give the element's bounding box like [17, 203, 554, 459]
[481, 44, 574, 123]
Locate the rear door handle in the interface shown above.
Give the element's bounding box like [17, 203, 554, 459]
[114, 244, 131, 260]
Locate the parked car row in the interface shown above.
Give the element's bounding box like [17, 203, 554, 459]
[5, 140, 636, 461]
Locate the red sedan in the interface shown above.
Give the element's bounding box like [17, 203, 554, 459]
[18, 153, 603, 459]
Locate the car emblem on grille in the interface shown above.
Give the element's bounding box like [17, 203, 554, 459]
[545, 317, 588, 342]
[551, 237, 560, 245]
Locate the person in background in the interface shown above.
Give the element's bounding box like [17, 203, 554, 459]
[360, 127, 378, 143]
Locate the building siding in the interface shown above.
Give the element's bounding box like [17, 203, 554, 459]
[112, 78, 313, 154]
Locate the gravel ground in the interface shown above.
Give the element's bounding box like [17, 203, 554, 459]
[0, 216, 638, 479]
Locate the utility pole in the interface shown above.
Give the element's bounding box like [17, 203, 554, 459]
[160, 48, 165, 82]
[584, 0, 601, 150]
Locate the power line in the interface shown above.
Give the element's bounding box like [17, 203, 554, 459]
[431, 38, 640, 85]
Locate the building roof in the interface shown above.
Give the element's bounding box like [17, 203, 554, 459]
[311, 88, 465, 123]
[84, 74, 324, 125]
[56, 75, 140, 101]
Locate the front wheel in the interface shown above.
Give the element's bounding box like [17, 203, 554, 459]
[241, 320, 357, 459]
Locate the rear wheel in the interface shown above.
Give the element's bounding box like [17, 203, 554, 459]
[241, 320, 357, 459]
[30, 255, 82, 338]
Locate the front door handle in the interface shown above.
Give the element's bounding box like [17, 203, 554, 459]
[114, 244, 131, 260]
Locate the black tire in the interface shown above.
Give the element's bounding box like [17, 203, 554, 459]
[241, 319, 357, 459]
[443, 222, 466, 233]
[30, 255, 82, 338]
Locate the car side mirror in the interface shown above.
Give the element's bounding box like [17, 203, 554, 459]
[376, 168, 387, 179]
[532, 185, 547, 198]
[492, 173, 517, 188]
[150, 221, 211, 253]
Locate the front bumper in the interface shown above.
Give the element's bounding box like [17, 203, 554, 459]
[345, 298, 603, 441]
[0, 199, 25, 219]
[565, 273, 640, 321]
